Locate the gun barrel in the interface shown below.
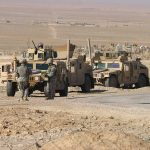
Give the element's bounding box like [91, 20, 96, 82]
[32, 40, 38, 54]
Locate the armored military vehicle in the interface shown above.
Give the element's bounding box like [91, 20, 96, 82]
[93, 53, 149, 88]
[1, 40, 94, 97]
[65, 40, 94, 92]
[2, 44, 68, 97]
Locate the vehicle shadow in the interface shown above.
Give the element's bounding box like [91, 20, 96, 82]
[69, 90, 107, 94]
[30, 89, 108, 98]
[138, 103, 150, 105]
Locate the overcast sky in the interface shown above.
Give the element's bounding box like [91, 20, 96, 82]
[1, 0, 150, 8]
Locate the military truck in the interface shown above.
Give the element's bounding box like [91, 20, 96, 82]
[1, 40, 94, 97]
[93, 54, 149, 88]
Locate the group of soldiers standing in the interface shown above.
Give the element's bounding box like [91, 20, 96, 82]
[16, 58, 57, 101]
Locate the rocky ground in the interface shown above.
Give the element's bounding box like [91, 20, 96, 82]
[0, 86, 149, 150]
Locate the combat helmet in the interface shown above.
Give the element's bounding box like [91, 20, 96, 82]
[37, 42, 44, 49]
[20, 59, 27, 64]
[46, 58, 53, 64]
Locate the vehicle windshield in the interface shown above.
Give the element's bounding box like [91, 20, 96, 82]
[27, 64, 33, 70]
[94, 63, 106, 70]
[94, 62, 120, 69]
[107, 63, 120, 69]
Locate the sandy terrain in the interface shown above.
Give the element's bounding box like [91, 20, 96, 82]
[0, 87, 149, 150]
[1, 3, 150, 52]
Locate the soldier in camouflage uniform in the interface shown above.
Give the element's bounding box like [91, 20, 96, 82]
[46, 58, 57, 100]
[16, 59, 32, 101]
[37, 42, 44, 49]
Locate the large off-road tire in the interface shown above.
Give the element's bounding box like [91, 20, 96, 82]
[81, 75, 91, 93]
[44, 83, 48, 97]
[136, 75, 148, 88]
[7, 81, 16, 97]
[105, 76, 118, 88]
[28, 87, 34, 97]
[59, 83, 68, 97]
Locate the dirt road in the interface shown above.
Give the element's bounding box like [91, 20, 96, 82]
[0, 87, 150, 150]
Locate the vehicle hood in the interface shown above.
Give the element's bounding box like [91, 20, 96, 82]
[93, 69, 109, 73]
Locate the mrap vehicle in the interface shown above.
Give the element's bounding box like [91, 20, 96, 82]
[93, 52, 149, 88]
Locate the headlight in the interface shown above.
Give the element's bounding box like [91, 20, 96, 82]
[34, 76, 40, 81]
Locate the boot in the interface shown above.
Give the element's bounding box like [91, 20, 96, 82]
[24, 97, 29, 101]
[45, 96, 54, 100]
[18, 97, 23, 102]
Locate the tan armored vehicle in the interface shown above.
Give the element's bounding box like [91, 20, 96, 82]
[1, 45, 68, 97]
[93, 53, 149, 88]
[1, 40, 94, 97]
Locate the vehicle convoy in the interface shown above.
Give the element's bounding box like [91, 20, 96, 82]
[93, 52, 149, 88]
[1, 40, 94, 97]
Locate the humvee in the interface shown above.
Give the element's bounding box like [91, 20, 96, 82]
[93, 54, 149, 88]
[1, 40, 94, 97]
[1, 46, 68, 97]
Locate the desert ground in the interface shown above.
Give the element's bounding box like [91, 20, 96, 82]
[0, 86, 149, 150]
[1, 3, 150, 52]
[0, 1, 150, 150]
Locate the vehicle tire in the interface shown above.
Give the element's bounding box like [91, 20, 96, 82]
[105, 76, 118, 88]
[44, 83, 48, 97]
[81, 75, 91, 93]
[7, 81, 16, 97]
[59, 83, 68, 97]
[136, 75, 148, 88]
[28, 87, 34, 97]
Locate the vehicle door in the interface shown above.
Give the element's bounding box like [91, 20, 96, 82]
[123, 62, 131, 84]
[76, 61, 84, 85]
[69, 60, 78, 86]
[131, 62, 139, 83]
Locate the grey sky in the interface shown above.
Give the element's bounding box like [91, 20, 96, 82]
[1, 0, 150, 8]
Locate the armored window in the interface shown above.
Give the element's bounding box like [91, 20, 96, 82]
[2, 65, 10, 72]
[96, 63, 106, 70]
[28, 53, 34, 60]
[106, 53, 110, 58]
[38, 53, 44, 60]
[27, 64, 33, 70]
[107, 63, 120, 68]
[36, 64, 48, 70]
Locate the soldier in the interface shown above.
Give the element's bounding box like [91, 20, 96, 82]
[37, 42, 44, 49]
[16, 59, 32, 101]
[46, 58, 57, 100]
